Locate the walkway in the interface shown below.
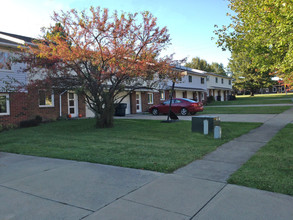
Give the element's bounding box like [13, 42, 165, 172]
[1, 108, 293, 219]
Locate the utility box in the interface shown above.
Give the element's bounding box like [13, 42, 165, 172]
[192, 116, 220, 133]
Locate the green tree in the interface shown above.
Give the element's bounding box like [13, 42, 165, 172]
[229, 51, 273, 96]
[214, 0, 293, 86]
[185, 57, 226, 75]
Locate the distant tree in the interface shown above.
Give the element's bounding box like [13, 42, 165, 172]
[21, 7, 175, 128]
[185, 57, 226, 75]
[214, 0, 293, 87]
[228, 51, 273, 96]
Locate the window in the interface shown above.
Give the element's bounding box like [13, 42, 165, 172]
[201, 77, 205, 84]
[0, 94, 10, 115]
[188, 75, 192, 83]
[221, 78, 224, 84]
[215, 77, 218, 83]
[160, 91, 165, 100]
[39, 90, 54, 107]
[0, 51, 12, 70]
[147, 93, 153, 104]
[229, 80, 231, 85]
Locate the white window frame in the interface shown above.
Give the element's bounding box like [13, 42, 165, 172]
[147, 93, 154, 104]
[0, 94, 10, 116]
[160, 91, 165, 100]
[39, 90, 54, 107]
[0, 51, 12, 71]
[188, 75, 192, 83]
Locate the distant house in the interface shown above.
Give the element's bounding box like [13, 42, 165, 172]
[0, 31, 85, 127]
[205, 72, 233, 101]
[87, 66, 208, 117]
[1, 32, 234, 126]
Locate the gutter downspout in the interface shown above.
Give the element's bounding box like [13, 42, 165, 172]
[59, 90, 67, 117]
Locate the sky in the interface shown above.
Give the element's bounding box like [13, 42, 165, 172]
[1, 0, 232, 67]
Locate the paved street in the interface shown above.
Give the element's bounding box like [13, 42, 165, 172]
[1, 107, 293, 219]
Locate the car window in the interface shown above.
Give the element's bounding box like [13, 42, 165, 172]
[175, 100, 181, 103]
[163, 100, 170, 105]
[181, 98, 196, 103]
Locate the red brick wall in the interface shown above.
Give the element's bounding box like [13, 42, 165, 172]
[26, 87, 60, 121]
[141, 92, 160, 112]
[0, 92, 29, 126]
[27, 89, 86, 120]
[0, 89, 86, 127]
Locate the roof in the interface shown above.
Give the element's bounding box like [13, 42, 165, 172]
[174, 66, 207, 77]
[172, 86, 206, 92]
[0, 31, 35, 49]
[206, 72, 232, 79]
[209, 86, 232, 90]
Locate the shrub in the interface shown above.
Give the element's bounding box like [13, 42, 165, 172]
[19, 116, 42, 128]
[207, 96, 215, 104]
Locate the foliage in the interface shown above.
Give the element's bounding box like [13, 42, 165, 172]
[228, 124, 293, 196]
[199, 106, 291, 114]
[214, 0, 293, 87]
[20, 7, 177, 128]
[208, 93, 293, 105]
[19, 116, 43, 128]
[0, 119, 261, 173]
[185, 57, 226, 75]
[228, 51, 274, 95]
[206, 95, 215, 104]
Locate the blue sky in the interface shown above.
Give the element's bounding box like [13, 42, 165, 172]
[1, 0, 232, 66]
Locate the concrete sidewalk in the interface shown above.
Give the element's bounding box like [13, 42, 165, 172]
[1, 108, 293, 219]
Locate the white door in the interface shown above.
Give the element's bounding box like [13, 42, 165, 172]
[136, 92, 142, 113]
[68, 92, 78, 117]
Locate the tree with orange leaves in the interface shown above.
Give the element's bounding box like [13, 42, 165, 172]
[21, 7, 175, 128]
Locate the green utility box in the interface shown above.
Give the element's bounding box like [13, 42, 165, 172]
[192, 116, 220, 133]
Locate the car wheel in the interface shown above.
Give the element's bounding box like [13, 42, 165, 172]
[152, 108, 159, 115]
[180, 108, 188, 116]
[190, 112, 196, 115]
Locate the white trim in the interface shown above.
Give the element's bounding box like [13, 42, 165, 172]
[0, 94, 10, 115]
[68, 92, 78, 117]
[0, 33, 26, 45]
[160, 91, 165, 100]
[136, 92, 142, 113]
[39, 90, 55, 107]
[147, 93, 154, 104]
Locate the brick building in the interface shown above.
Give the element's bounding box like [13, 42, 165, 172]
[0, 32, 85, 127]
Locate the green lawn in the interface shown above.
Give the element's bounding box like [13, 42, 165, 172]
[228, 124, 293, 196]
[0, 119, 261, 173]
[208, 93, 293, 106]
[199, 106, 291, 114]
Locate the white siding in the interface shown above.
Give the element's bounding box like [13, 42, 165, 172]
[0, 49, 27, 92]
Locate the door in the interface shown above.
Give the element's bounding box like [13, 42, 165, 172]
[136, 92, 142, 113]
[68, 92, 78, 117]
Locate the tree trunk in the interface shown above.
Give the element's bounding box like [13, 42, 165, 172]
[95, 110, 115, 128]
[95, 101, 115, 128]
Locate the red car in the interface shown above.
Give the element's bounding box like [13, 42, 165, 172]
[149, 98, 204, 116]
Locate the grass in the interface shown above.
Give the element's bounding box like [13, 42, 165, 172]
[198, 106, 292, 114]
[0, 119, 261, 173]
[208, 93, 293, 106]
[228, 124, 293, 196]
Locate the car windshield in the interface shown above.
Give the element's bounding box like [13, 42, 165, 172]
[181, 98, 197, 103]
